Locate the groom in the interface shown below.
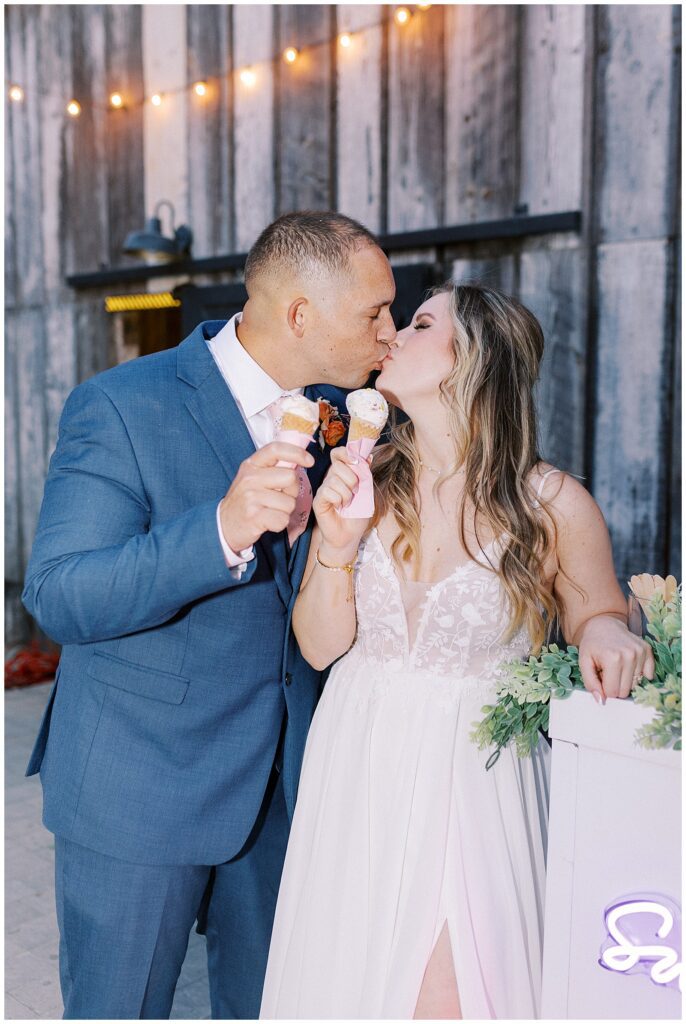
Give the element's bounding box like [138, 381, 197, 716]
[22, 210, 397, 1019]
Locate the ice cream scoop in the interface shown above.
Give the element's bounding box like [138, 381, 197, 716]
[346, 389, 389, 441]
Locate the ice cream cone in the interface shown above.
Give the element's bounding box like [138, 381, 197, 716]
[348, 417, 383, 442]
[280, 411, 318, 436]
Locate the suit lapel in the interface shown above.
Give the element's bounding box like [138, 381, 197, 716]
[180, 324, 292, 609]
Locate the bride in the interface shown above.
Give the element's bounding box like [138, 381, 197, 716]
[259, 282, 652, 1020]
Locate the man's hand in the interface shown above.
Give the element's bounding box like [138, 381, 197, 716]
[219, 442, 315, 552]
[576, 614, 655, 703]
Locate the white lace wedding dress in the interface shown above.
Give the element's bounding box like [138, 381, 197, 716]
[259, 475, 557, 1020]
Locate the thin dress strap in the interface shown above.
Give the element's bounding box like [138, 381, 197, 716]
[533, 467, 561, 507]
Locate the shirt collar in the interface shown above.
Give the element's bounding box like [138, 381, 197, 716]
[211, 312, 303, 419]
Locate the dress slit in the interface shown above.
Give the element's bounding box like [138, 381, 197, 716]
[413, 919, 463, 1019]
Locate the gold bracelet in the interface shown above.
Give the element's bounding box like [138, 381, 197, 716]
[315, 548, 356, 603]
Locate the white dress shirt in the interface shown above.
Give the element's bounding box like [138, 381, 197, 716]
[206, 312, 304, 578]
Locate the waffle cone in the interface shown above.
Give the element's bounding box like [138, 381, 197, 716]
[348, 416, 382, 442]
[280, 412, 318, 436]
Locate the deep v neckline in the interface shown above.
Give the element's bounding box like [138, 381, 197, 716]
[366, 527, 504, 665]
[370, 526, 504, 595]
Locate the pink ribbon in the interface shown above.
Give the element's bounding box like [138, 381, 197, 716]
[274, 428, 315, 544]
[274, 428, 315, 468]
[339, 437, 377, 519]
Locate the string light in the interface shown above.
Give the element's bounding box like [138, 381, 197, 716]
[12, 6, 436, 117]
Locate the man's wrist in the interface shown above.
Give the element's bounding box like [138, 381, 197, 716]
[216, 502, 254, 568]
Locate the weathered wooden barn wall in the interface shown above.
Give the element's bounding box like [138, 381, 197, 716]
[5, 4, 681, 645]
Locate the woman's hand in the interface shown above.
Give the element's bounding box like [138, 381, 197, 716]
[577, 614, 655, 702]
[313, 447, 372, 559]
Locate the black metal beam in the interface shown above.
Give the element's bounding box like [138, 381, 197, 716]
[66, 210, 582, 289]
[377, 210, 581, 251]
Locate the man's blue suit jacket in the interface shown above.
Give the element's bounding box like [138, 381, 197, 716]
[21, 320, 349, 866]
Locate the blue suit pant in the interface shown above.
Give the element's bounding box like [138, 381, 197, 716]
[54, 764, 289, 1019]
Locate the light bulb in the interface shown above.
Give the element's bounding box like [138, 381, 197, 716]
[339, 33, 352, 48]
[395, 7, 411, 25]
[193, 81, 207, 97]
[239, 68, 257, 87]
[110, 93, 123, 108]
[9, 84, 24, 102]
[67, 100, 81, 117]
[283, 47, 298, 64]
[151, 93, 162, 107]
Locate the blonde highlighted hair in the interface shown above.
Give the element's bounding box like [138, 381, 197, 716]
[371, 281, 583, 654]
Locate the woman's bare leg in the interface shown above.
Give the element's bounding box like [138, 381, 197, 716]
[413, 920, 462, 1019]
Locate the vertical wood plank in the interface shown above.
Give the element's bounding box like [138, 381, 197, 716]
[6, 4, 46, 306]
[595, 5, 678, 241]
[667, 240, 681, 576]
[142, 5, 189, 241]
[519, 245, 587, 477]
[104, 5, 145, 265]
[233, 4, 276, 249]
[589, 5, 680, 582]
[36, 4, 74, 305]
[519, 5, 586, 213]
[5, 312, 22, 584]
[44, 305, 78, 457]
[275, 4, 335, 212]
[14, 309, 48, 571]
[592, 240, 672, 581]
[59, 6, 110, 281]
[4, 7, 17, 308]
[75, 296, 112, 384]
[336, 4, 384, 232]
[444, 4, 520, 222]
[387, 4, 445, 231]
[187, 4, 233, 256]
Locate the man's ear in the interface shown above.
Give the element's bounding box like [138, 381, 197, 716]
[287, 297, 308, 339]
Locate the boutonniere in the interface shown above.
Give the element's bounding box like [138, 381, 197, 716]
[316, 398, 348, 450]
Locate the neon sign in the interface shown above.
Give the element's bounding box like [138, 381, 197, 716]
[599, 894, 682, 992]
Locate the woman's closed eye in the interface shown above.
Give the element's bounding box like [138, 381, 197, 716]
[412, 320, 430, 330]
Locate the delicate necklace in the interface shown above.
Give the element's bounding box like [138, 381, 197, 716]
[418, 459, 443, 475]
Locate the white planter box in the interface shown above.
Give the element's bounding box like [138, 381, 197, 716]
[541, 689, 682, 1019]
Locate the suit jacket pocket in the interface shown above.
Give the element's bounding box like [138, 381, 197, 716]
[25, 668, 61, 776]
[87, 651, 189, 704]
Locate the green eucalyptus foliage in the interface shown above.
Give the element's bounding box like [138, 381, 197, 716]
[471, 586, 681, 769]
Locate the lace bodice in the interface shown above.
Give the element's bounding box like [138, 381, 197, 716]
[350, 528, 532, 680]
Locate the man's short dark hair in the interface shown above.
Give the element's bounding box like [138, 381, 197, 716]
[244, 210, 379, 290]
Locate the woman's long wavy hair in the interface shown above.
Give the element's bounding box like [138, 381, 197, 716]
[370, 281, 583, 654]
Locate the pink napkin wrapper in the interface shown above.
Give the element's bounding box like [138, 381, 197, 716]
[274, 428, 316, 468]
[339, 437, 377, 519]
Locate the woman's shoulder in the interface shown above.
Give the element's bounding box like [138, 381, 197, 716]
[527, 462, 605, 531]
